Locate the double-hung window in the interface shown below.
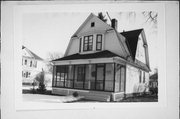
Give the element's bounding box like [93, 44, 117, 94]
[83, 35, 93, 51]
[96, 34, 102, 51]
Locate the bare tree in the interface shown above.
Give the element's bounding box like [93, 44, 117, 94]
[46, 52, 63, 61]
[142, 11, 157, 24]
[46, 52, 63, 73]
[98, 12, 107, 23]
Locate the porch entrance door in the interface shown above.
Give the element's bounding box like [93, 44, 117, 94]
[96, 65, 105, 90]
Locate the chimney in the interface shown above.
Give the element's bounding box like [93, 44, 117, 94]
[111, 19, 118, 30]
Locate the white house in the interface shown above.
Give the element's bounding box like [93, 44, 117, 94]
[51, 13, 150, 101]
[22, 46, 46, 85]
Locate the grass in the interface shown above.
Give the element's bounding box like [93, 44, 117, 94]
[120, 94, 158, 102]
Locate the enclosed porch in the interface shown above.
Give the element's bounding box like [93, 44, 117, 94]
[52, 62, 126, 101]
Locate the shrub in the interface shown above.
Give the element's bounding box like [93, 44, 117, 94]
[72, 92, 79, 97]
[34, 70, 46, 93]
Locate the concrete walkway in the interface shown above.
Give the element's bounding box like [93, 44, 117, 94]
[23, 94, 83, 103]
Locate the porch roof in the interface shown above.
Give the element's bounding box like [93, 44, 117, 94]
[53, 50, 123, 61]
[53, 50, 150, 72]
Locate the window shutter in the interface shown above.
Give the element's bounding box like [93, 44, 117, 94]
[79, 38, 82, 52]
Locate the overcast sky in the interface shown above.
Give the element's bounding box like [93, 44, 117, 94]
[22, 12, 158, 70]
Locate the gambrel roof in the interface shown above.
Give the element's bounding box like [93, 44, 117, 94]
[120, 29, 143, 60]
[54, 13, 150, 72]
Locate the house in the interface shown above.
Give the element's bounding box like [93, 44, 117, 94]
[22, 46, 46, 85]
[51, 13, 150, 101]
[149, 72, 158, 95]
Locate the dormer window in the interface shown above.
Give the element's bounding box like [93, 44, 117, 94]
[96, 34, 102, 51]
[91, 22, 95, 27]
[83, 35, 93, 51]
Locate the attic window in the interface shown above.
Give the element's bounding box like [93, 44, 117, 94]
[91, 22, 95, 27]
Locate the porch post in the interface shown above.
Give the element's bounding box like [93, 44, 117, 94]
[88, 64, 92, 89]
[69, 65, 72, 87]
[113, 63, 116, 92]
[52, 65, 56, 87]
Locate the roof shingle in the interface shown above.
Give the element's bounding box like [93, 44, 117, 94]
[120, 29, 143, 60]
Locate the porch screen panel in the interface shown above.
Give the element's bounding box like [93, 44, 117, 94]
[52, 66, 56, 87]
[115, 64, 121, 92]
[64, 66, 71, 88]
[65, 65, 74, 88]
[74, 65, 85, 89]
[105, 63, 114, 91]
[120, 67, 125, 92]
[96, 64, 105, 91]
[84, 64, 96, 90]
[56, 66, 68, 87]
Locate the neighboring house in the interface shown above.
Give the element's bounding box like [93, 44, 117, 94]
[149, 73, 158, 88]
[51, 13, 150, 101]
[22, 46, 46, 85]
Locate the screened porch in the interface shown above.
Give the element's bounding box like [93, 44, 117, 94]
[52, 63, 126, 93]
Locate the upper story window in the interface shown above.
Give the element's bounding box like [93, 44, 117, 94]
[24, 59, 27, 65]
[91, 22, 95, 27]
[96, 34, 102, 51]
[79, 38, 82, 52]
[83, 35, 93, 51]
[34, 61, 37, 68]
[30, 61, 32, 67]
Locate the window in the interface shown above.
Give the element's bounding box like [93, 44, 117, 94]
[91, 22, 95, 27]
[96, 34, 102, 50]
[26, 72, 29, 78]
[24, 59, 27, 65]
[74, 65, 85, 89]
[83, 35, 93, 51]
[79, 38, 82, 52]
[77, 65, 85, 81]
[34, 61, 37, 68]
[30, 61, 32, 67]
[55, 66, 68, 87]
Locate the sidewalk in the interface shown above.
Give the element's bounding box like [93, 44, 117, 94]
[23, 94, 83, 103]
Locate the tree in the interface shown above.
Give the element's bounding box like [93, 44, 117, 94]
[46, 52, 63, 73]
[142, 11, 157, 24]
[98, 12, 107, 23]
[47, 52, 63, 61]
[34, 70, 46, 93]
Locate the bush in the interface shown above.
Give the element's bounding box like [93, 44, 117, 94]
[34, 70, 47, 93]
[72, 92, 79, 97]
[149, 87, 158, 95]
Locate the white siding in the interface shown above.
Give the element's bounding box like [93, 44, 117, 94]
[66, 37, 79, 56]
[125, 65, 149, 94]
[125, 65, 139, 94]
[77, 16, 111, 36]
[135, 35, 146, 64]
[104, 31, 126, 57]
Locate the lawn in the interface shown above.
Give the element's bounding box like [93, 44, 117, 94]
[120, 94, 158, 102]
[23, 88, 158, 103]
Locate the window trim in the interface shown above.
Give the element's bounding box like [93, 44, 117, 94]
[96, 34, 103, 51]
[83, 35, 93, 52]
[79, 38, 82, 52]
